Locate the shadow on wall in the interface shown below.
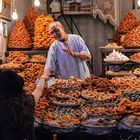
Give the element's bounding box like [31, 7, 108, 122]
[57, 15, 115, 76]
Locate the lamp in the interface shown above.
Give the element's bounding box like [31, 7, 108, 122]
[0, 0, 2, 13]
[11, 0, 18, 20]
[12, 9, 18, 20]
[0, 22, 3, 33]
[137, 0, 140, 7]
[34, 0, 40, 6]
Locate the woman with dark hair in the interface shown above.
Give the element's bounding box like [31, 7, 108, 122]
[0, 69, 46, 140]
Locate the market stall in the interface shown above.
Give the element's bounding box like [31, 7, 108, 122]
[0, 1, 140, 140]
[34, 76, 140, 140]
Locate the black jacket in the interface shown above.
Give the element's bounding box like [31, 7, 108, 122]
[0, 94, 35, 140]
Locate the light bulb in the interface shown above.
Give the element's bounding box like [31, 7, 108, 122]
[12, 9, 18, 20]
[0, 22, 3, 32]
[138, 0, 140, 7]
[34, 0, 40, 6]
[0, 0, 2, 13]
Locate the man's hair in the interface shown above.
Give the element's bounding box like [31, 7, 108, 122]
[49, 21, 63, 31]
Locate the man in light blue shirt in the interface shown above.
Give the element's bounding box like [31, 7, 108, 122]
[41, 21, 91, 81]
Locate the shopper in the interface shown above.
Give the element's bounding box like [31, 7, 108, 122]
[0, 69, 46, 140]
[41, 21, 91, 82]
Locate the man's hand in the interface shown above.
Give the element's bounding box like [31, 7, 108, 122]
[63, 47, 75, 56]
[41, 69, 51, 80]
[63, 40, 75, 56]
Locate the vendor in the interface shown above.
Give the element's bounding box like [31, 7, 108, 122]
[41, 21, 91, 83]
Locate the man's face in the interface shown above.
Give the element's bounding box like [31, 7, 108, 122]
[50, 26, 66, 42]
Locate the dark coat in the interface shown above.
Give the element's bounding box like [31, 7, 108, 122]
[0, 94, 35, 140]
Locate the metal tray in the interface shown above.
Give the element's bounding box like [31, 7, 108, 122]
[100, 46, 124, 50]
[30, 60, 45, 64]
[44, 122, 79, 134]
[119, 115, 140, 133]
[119, 122, 140, 133]
[130, 60, 140, 63]
[81, 117, 118, 135]
[104, 60, 129, 64]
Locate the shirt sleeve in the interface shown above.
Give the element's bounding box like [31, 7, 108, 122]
[45, 44, 57, 72]
[77, 35, 90, 54]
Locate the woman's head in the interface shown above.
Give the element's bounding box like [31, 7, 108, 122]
[0, 69, 24, 98]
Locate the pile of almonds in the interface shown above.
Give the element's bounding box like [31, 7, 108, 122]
[8, 19, 32, 49]
[34, 15, 55, 49]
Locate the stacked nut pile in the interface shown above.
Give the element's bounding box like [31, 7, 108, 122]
[117, 12, 139, 33]
[23, 63, 44, 84]
[30, 55, 46, 63]
[0, 62, 24, 70]
[112, 12, 139, 46]
[129, 52, 140, 60]
[133, 68, 140, 75]
[81, 75, 115, 92]
[122, 25, 140, 47]
[24, 6, 39, 41]
[8, 19, 32, 49]
[34, 15, 55, 49]
[6, 51, 30, 63]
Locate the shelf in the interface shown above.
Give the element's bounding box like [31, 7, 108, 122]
[100, 47, 140, 75]
[6, 50, 48, 56]
[100, 47, 140, 53]
[103, 62, 132, 65]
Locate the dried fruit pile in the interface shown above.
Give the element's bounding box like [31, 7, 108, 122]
[34, 15, 55, 49]
[24, 6, 39, 41]
[122, 25, 140, 47]
[117, 12, 139, 33]
[113, 12, 139, 46]
[8, 19, 32, 49]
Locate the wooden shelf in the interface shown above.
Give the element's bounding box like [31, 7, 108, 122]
[100, 47, 140, 75]
[5, 49, 48, 57]
[100, 47, 140, 53]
